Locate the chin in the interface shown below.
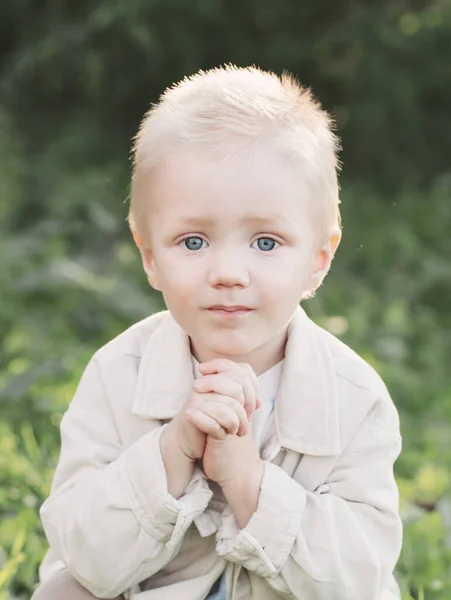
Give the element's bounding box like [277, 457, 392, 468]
[207, 335, 256, 360]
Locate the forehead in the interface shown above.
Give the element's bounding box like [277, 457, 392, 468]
[145, 150, 313, 226]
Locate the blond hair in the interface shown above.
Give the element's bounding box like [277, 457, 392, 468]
[129, 65, 341, 249]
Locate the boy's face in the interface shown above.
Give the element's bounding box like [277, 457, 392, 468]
[138, 150, 327, 373]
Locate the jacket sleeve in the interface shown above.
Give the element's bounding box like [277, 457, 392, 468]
[215, 397, 403, 600]
[39, 355, 212, 599]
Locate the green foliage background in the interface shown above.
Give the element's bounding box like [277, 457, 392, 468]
[1, 1, 450, 598]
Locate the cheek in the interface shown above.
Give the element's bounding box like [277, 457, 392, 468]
[156, 258, 199, 300]
[260, 254, 311, 297]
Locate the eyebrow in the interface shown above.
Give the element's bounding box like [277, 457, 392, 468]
[175, 216, 216, 227]
[241, 214, 293, 229]
[175, 214, 292, 229]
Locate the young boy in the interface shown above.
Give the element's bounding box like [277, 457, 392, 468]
[33, 66, 403, 600]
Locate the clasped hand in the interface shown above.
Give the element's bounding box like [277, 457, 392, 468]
[170, 358, 263, 489]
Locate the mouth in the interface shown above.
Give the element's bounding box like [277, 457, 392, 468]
[207, 305, 254, 317]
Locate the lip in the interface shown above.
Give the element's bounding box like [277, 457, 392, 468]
[206, 305, 254, 317]
[208, 305, 252, 312]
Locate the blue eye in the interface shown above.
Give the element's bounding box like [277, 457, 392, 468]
[182, 237, 206, 251]
[253, 237, 279, 251]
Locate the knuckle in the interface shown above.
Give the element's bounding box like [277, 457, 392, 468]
[222, 407, 235, 425]
[193, 381, 203, 393]
[243, 392, 254, 407]
[234, 383, 244, 402]
[224, 418, 234, 431]
[233, 399, 244, 413]
[231, 412, 239, 426]
[243, 380, 253, 394]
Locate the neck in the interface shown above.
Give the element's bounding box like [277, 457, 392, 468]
[190, 327, 288, 376]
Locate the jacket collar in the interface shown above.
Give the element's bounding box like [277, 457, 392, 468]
[133, 307, 342, 456]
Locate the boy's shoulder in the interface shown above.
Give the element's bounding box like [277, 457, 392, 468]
[311, 320, 390, 402]
[306, 320, 402, 453]
[93, 310, 170, 365]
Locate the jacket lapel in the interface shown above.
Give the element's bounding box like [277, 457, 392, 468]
[275, 307, 341, 456]
[132, 312, 194, 419]
[131, 307, 376, 458]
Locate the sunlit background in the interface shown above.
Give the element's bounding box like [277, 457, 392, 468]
[1, 2, 450, 599]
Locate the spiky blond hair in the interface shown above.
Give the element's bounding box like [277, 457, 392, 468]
[129, 65, 341, 249]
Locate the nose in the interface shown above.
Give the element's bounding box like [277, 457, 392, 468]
[207, 246, 250, 288]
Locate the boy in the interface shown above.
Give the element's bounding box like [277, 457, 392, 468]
[33, 66, 403, 600]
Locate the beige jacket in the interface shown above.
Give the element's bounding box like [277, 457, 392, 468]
[39, 307, 403, 600]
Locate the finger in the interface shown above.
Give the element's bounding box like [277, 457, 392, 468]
[197, 358, 238, 376]
[219, 370, 257, 419]
[185, 409, 228, 440]
[196, 392, 249, 436]
[193, 375, 245, 405]
[242, 363, 260, 407]
[189, 391, 248, 434]
[239, 375, 258, 419]
[243, 364, 261, 413]
[195, 401, 241, 435]
[198, 360, 259, 419]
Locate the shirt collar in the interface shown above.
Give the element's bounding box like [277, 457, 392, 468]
[132, 306, 343, 456]
[256, 359, 284, 406]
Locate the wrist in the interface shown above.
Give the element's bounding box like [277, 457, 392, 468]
[223, 458, 265, 496]
[160, 424, 196, 499]
[221, 459, 265, 528]
[163, 421, 197, 463]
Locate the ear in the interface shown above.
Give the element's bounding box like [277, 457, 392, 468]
[131, 229, 142, 249]
[140, 247, 162, 291]
[308, 229, 342, 291]
[130, 227, 162, 291]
